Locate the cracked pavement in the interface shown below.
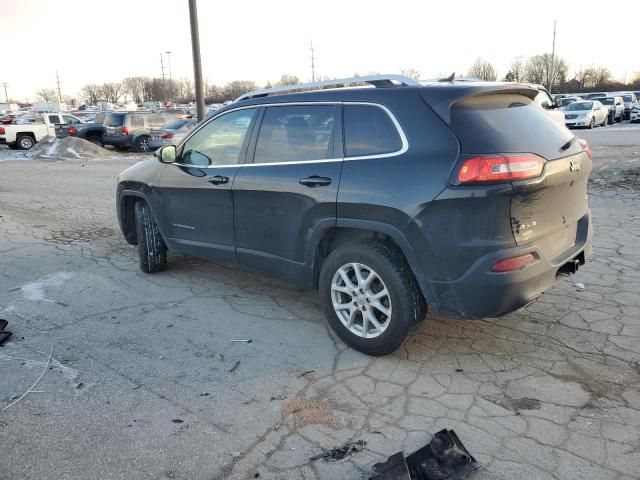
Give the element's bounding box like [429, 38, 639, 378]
[1, 127, 639, 480]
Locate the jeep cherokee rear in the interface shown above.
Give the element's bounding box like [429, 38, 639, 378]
[116, 75, 592, 356]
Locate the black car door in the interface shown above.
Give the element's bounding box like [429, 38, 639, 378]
[155, 107, 259, 264]
[233, 104, 342, 283]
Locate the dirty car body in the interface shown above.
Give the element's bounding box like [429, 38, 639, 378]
[116, 78, 593, 354]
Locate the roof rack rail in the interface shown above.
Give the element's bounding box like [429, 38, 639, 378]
[234, 74, 421, 102]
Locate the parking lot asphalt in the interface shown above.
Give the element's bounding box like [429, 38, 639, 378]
[1, 125, 640, 479]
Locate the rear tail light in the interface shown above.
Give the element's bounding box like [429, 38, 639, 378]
[121, 126, 129, 135]
[457, 154, 545, 184]
[161, 132, 174, 139]
[0, 127, 4, 135]
[491, 253, 536, 273]
[578, 139, 592, 159]
[69, 126, 77, 136]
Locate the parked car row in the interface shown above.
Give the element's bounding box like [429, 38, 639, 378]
[554, 91, 640, 126]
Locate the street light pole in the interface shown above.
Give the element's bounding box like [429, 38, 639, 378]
[166, 51, 172, 81]
[188, 0, 205, 121]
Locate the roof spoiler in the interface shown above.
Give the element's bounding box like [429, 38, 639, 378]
[420, 83, 539, 124]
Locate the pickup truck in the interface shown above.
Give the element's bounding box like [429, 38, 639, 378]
[0, 113, 83, 150]
[55, 113, 106, 146]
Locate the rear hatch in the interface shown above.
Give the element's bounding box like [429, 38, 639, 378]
[103, 113, 126, 136]
[428, 88, 591, 261]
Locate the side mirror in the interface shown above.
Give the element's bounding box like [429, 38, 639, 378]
[156, 145, 176, 164]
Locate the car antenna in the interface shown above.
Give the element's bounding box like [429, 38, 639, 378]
[439, 72, 455, 82]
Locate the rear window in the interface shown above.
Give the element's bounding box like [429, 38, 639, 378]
[599, 98, 614, 105]
[104, 113, 124, 127]
[622, 95, 632, 102]
[450, 93, 574, 160]
[343, 105, 402, 157]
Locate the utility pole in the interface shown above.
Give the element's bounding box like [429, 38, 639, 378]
[548, 20, 556, 93]
[1, 82, 8, 103]
[166, 51, 172, 81]
[310, 40, 316, 82]
[188, 0, 205, 121]
[56, 70, 63, 105]
[160, 53, 167, 102]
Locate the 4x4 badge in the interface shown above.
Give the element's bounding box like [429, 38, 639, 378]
[570, 161, 581, 172]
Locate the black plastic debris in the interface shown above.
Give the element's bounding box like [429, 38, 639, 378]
[370, 429, 478, 480]
[0, 319, 12, 345]
[310, 439, 367, 462]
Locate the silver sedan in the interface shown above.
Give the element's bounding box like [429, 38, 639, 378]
[563, 101, 609, 129]
[148, 119, 197, 149]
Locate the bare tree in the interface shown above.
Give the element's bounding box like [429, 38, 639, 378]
[223, 81, 257, 101]
[524, 54, 568, 89]
[100, 82, 123, 103]
[400, 68, 421, 80]
[503, 59, 526, 82]
[81, 84, 103, 105]
[277, 74, 300, 86]
[122, 77, 146, 103]
[592, 67, 612, 89]
[468, 58, 497, 81]
[35, 88, 57, 102]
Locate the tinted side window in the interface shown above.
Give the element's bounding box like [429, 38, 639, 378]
[344, 105, 402, 157]
[254, 105, 335, 163]
[180, 108, 257, 167]
[130, 115, 144, 127]
[48, 115, 61, 124]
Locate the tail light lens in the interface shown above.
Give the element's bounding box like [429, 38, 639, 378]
[0, 127, 4, 135]
[491, 253, 536, 273]
[121, 127, 129, 135]
[578, 139, 592, 159]
[161, 132, 174, 139]
[69, 126, 77, 136]
[457, 154, 545, 184]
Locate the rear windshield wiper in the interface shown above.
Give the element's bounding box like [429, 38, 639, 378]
[560, 135, 577, 152]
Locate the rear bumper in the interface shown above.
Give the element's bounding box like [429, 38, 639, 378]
[427, 210, 592, 318]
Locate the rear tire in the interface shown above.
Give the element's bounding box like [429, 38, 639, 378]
[86, 135, 103, 147]
[135, 136, 151, 153]
[134, 201, 167, 273]
[16, 135, 35, 150]
[319, 239, 427, 356]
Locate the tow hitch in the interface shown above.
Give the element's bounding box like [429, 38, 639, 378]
[558, 252, 585, 275]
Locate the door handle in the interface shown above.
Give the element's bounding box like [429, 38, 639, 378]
[208, 175, 229, 185]
[299, 176, 332, 187]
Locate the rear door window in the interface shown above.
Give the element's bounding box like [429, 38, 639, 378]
[343, 105, 402, 157]
[48, 114, 61, 124]
[254, 105, 335, 163]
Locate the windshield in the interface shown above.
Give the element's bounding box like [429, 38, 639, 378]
[622, 95, 632, 102]
[599, 98, 614, 105]
[104, 113, 125, 127]
[164, 119, 189, 130]
[560, 98, 577, 106]
[565, 102, 592, 111]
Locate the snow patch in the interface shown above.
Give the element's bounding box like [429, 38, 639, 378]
[20, 272, 74, 302]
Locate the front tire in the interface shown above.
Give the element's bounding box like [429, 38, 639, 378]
[588, 117, 595, 129]
[16, 135, 35, 150]
[319, 239, 426, 356]
[134, 201, 167, 273]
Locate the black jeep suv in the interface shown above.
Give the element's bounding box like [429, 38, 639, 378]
[116, 75, 592, 356]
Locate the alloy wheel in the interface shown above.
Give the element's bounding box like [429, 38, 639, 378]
[330, 262, 392, 339]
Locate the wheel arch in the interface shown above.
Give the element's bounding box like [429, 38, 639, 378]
[117, 188, 168, 246]
[307, 219, 430, 302]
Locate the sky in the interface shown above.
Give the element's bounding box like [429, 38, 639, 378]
[1, 0, 638, 101]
